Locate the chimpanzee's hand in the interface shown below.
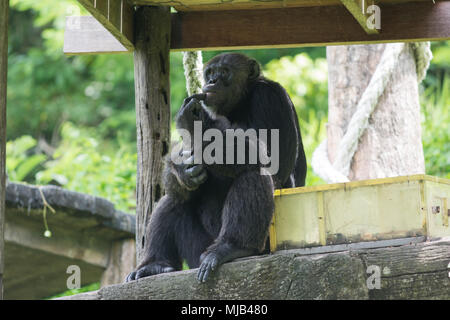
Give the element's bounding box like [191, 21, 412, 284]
[171, 151, 208, 191]
[175, 94, 207, 134]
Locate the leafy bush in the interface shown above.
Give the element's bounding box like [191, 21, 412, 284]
[420, 77, 450, 179]
[264, 53, 328, 186]
[265, 53, 329, 126]
[35, 123, 137, 212]
[6, 135, 46, 181]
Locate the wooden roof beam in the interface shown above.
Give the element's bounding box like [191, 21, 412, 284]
[76, 0, 134, 51]
[171, 2, 450, 51]
[65, 1, 450, 54]
[340, 0, 380, 34]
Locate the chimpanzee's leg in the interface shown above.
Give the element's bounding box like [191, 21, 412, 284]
[126, 195, 211, 282]
[197, 171, 274, 282]
[125, 195, 182, 281]
[176, 207, 214, 269]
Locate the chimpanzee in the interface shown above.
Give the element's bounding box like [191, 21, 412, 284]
[126, 53, 306, 283]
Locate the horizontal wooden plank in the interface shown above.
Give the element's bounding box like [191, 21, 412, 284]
[171, 2, 450, 50]
[274, 174, 450, 197]
[64, 16, 128, 55]
[341, 0, 379, 34]
[60, 237, 450, 300]
[77, 0, 134, 50]
[133, 0, 341, 11]
[131, 0, 436, 12]
[69, 1, 450, 54]
[4, 220, 110, 268]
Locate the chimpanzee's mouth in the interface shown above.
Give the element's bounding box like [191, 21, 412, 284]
[203, 84, 217, 92]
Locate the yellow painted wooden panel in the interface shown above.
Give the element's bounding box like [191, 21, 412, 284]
[273, 192, 321, 251]
[270, 175, 450, 252]
[425, 180, 450, 238]
[323, 180, 424, 244]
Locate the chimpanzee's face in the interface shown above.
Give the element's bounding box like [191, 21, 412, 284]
[202, 53, 260, 116]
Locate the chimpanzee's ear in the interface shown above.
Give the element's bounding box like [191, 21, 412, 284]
[248, 59, 261, 80]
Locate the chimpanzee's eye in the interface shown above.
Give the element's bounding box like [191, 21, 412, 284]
[205, 68, 212, 79]
[221, 68, 229, 77]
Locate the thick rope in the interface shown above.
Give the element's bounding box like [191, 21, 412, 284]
[411, 42, 433, 83]
[182, 51, 204, 96]
[312, 42, 432, 183]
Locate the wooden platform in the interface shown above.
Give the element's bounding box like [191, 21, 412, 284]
[270, 175, 450, 252]
[59, 236, 450, 300]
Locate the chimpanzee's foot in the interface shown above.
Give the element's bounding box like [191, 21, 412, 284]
[125, 262, 175, 282]
[197, 243, 256, 283]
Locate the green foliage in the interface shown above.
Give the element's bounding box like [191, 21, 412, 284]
[5, 0, 449, 300]
[35, 123, 137, 212]
[264, 54, 328, 186]
[6, 136, 46, 181]
[46, 282, 100, 299]
[265, 53, 328, 128]
[170, 52, 189, 118]
[420, 78, 450, 179]
[10, 0, 86, 54]
[8, 2, 136, 144]
[432, 41, 450, 68]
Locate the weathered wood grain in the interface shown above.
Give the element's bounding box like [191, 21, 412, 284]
[68, 2, 450, 54]
[171, 2, 450, 51]
[0, 0, 8, 301]
[131, 0, 438, 12]
[359, 238, 450, 299]
[5, 182, 135, 236]
[60, 237, 450, 300]
[55, 290, 100, 300]
[133, 6, 171, 264]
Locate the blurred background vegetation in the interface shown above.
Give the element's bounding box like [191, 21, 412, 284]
[6, 0, 449, 216]
[4, 0, 449, 299]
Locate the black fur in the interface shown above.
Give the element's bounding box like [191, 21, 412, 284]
[126, 53, 306, 283]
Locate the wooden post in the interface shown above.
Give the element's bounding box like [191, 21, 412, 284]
[133, 6, 171, 264]
[0, 0, 9, 300]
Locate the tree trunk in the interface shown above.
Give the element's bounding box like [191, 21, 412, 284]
[0, 0, 8, 301]
[327, 44, 425, 180]
[133, 6, 171, 265]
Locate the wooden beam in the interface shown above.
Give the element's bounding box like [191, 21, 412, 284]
[64, 16, 128, 55]
[133, 7, 171, 264]
[68, 1, 450, 54]
[131, 0, 434, 12]
[61, 237, 450, 300]
[0, 0, 8, 301]
[340, 0, 379, 34]
[4, 221, 110, 268]
[132, 0, 342, 11]
[77, 0, 134, 51]
[171, 2, 450, 51]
